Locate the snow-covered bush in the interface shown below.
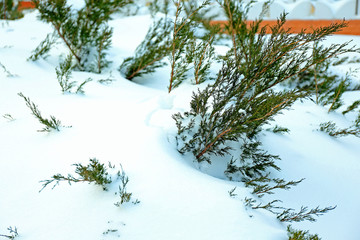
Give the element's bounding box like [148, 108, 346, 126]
[173, 0, 356, 179]
[29, 0, 132, 73]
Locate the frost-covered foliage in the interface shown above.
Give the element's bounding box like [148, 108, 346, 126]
[30, 0, 132, 73]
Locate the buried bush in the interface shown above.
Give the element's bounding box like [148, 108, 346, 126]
[30, 0, 132, 73]
[173, 0, 356, 178]
[173, 0, 345, 226]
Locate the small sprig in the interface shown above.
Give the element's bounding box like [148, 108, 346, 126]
[287, 225, 321, 240]
[56, 55, 92, 94]
[277, 205, 337, 223]
[319, 121, 360, 138]
[228, 187, 237, 197]
[245, 174, 304, 198]
[0, 226, 19, 240]
[0, 62, 17, 77]
[98, 72, 116, 85]
[18, 92, 67, 132]
[244, 196, 336, 223]
[342, 100, 360, 115]
[114, 165, 134, 206]
[40, 158, 112, 192]
[3, 114, 15, 121]
[244, 197, 285, 214]
[28, 32, 58, 61]
[267, 125, 290, 134]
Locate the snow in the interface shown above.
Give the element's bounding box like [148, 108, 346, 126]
[1, 5, 360, 240]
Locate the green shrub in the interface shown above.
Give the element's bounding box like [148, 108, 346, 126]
[0, 0, 23, 20]
[30, 0, 132, 73]
[173, 0, 355, 176]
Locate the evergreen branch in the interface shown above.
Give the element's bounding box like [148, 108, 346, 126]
[328, 79, 346, 112]
[28, 31, 57, 61]
[0, 61, 17, 77]
[287, 225, 321, 240]
[18, 92, 64, 132]
[127, 55, 166, 80]
[169, 2, 182, 93]
[194, 34, 214, 84]
[319, 121, 360, 137]
[342, 100, 360, 115]
[52, 23, 83, 69]
[277, 206, 336, 222]
[40, 158, 112, 192]
[246, 175, 304, 198]
[0, 226, 19, 240]
[196, 127, 232, 160]
[75, 78, 93, 94]
[114, 164, 132, 206]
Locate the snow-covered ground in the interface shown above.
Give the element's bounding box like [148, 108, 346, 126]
[1, 6, 360, 240]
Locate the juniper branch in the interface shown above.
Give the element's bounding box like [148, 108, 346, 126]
[18, 92, 63, 132]
[40, 158, 112, 192]
[277, 206, 337, 222]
